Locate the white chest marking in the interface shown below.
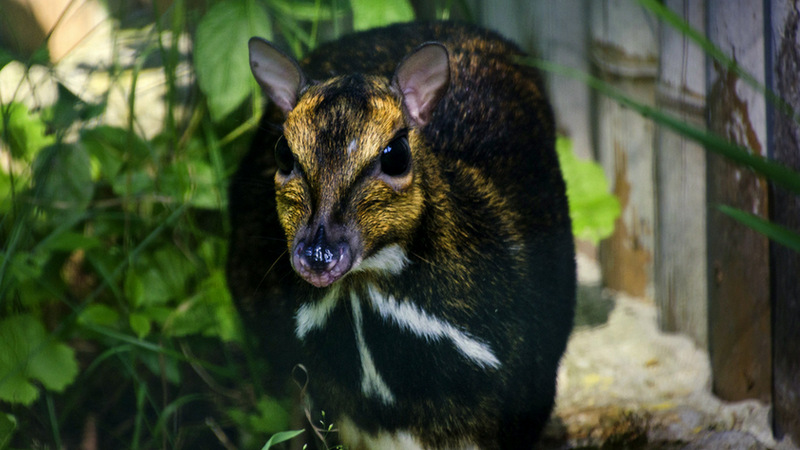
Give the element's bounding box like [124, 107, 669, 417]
[350, 291, 396, 405]
[352, 244, 409, 275]
[338, 415, 481, 450]
[295, 284, 340, 339]
[367, 284, 502, 370]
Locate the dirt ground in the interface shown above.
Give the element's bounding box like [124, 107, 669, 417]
[539, 254, 799, 450]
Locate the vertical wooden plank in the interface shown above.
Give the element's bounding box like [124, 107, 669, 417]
[525, 1, 593, 161]
[706, 0, 772, 402]
[591, 0, 659, 299]
[654, 0, 708, 348]
[768, 0, 800, 442]
[477, 0, 593, 165]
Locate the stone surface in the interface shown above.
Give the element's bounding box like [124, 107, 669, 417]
[537, 253, 798, 449]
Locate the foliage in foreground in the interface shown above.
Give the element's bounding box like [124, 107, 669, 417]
[0, 0, 616, 448]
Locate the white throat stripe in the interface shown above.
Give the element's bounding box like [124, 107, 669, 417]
[367, 285, 501, 369]
[350, 291, 396, 404]
[295, 285, 340, 339]
[352, 244, 409, 275]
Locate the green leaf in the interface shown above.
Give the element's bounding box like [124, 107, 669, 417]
[0, 48, 14, 72]
[0, 413, 17, 449]
[160, 158, 221, 209]
[0, 102, 54, 160]
[38, 231, 101, 253]
[79, 304, 121, 327]
[556, 137, 621, 243]
[0, 315, 78, 405]
[129, 313, 151, 339]
[718, 205, 800, 253]
[194, 0, 272, 121]
[229, 396, 292, 438]
[270, 0, 344, 21]
[44, 84, 106, 130]
[125, 246, 195, 308]
[81, 126, 151, 180]
[351, 0, 415, 30]
[261, 430, 305, 450]
[32, 143, 94, 220]
[164, 270, 240, 341]
[111, 168, 154, 198]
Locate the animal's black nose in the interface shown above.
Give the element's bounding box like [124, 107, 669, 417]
[304, 225, 336, 272]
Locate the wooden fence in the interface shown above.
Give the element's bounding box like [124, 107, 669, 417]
[472, 0, 800, 443]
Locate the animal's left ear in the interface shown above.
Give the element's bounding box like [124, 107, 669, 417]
[393, 43, 450, 127]
[249, 37, 306, 115]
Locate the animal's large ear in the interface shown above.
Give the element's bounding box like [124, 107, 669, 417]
[393, 43, 450, 127]
[249, 37, 306, 115]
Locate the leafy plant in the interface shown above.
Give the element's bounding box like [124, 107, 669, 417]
[556, 137, 620, 244]
[0, 0, 620, 448]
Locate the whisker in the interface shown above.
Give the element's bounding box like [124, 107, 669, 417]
[254, 248, 289, 294]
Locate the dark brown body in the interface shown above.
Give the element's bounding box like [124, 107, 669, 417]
[228, 22, 575, 449]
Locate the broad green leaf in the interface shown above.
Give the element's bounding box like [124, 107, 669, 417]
[4, 251, 53, 308]
[111, 168, 154, 198]
[129, 313, 151, 339]
[44, 84, 106, 131]
[32, 143, 94, 220]
[79, 304, 121, 327]
[262, 430, 305, 450]
[81, 126, 151, 180]
[351, 0, 415, 30]
[139, 350, 181, 384]
[194, 0, 272, 121]
[0, 102, 54, 160]
[0, 315, 78, 405]
[270, 0, 343, 21]
[229, 396, 292, 438]
[0, 413, 17, 449]
[38, 231, 101, 253]
[160, 159, 220, 209]
[125, 246, 195, 308]
[164, 270, 240, 342]
[556, 137, 620, 243]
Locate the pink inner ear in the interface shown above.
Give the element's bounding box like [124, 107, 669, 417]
[395, 44, 450, 127]
[249, 38, 304, 114]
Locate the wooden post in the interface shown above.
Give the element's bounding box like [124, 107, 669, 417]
[591, 0, 659, 299]
[768, 0, 800, 442]
[706, 0, 772, 402]
[654, 0, 707, 348]
[475, 0, 595, 159]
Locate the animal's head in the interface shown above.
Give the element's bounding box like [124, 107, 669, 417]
[248, 38, 450, 288]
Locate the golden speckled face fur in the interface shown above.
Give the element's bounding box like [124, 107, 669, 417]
[275, 76, 427, 286]
[249, 37, 450, 288]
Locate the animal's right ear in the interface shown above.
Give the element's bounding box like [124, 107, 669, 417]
[249, 37, 306, 115]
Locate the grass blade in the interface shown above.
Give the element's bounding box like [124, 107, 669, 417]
[636, 0, 798, 123]
[718, 205, 800, 253]
[525, 58, 800, 196]
[261, 429, 305, 450]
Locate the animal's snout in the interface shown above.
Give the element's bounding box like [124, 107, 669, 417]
[304, 225, 338, 272]
[293, 225, 354, 288]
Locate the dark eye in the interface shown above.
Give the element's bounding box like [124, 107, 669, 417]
[380, 137, 411, 177]
[275, 137, 295, 175]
